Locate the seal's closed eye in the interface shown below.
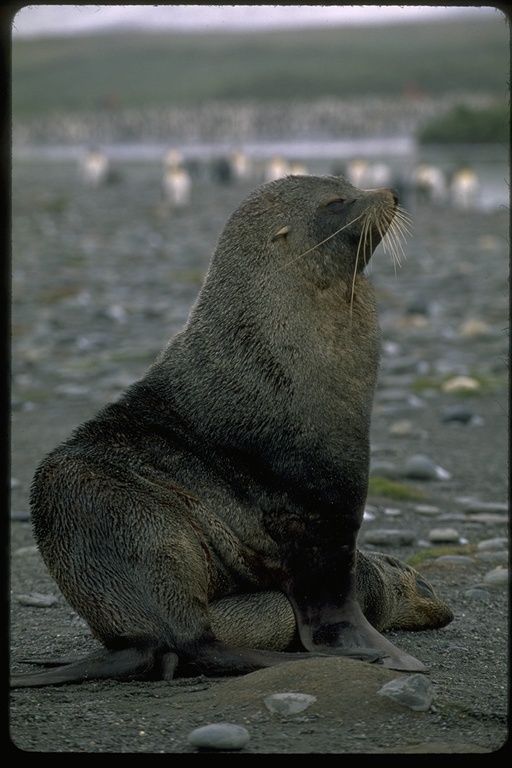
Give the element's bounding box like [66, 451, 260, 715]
[325, 198, 347, 212]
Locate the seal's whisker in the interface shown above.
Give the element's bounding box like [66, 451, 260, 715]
[389, 218, 410, 261]
[392, 213, 413, 242]
[383, 231, 403, 276]
[394, 216, 413, 238]
[350, 213, 372, 317]
[395, 204, 413, 225]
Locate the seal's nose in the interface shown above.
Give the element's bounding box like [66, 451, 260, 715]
[390, 188, 400, 205]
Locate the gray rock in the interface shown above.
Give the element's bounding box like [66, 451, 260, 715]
[437, 513, 467, 522]
[466, 514, 508, 525]
[15, 592, 59, 607]
[377, 674, 434, 711]
[187, 723, 250, 751]
[428, 527, 460, 544]
[415, 504, 441, 516]
[264, 692, 317, 715]
[362, 529, 417, 546]
[483, 567, 508, 586]
[404, 455, 451, 481]
[369, 461, 400, 479]
[463, 501, 508, 515]
[464, 588, 492, 600]
[477, 537, 508, 551]
[476, 551, 508, 564]
[441, 406, 474, 423]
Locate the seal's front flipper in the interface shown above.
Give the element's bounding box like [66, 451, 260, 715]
[290, 595, 427, 673]
[182, 640, 320, 677]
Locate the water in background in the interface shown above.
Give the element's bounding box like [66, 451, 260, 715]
[13, 137, 509, 212]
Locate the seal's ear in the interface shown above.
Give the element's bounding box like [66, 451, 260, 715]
[272, 225, 291, 242]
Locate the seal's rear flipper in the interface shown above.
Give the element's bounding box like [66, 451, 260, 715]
[10, 648, 179, 688]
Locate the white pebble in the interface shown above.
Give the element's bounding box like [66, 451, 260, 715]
[188, 723, 250, 751]
[16, 592, 59, 607]
[441, 375, 481, 393]
[264, 692, 317, 715]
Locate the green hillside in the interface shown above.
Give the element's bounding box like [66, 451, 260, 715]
[11, 16, 510, 118]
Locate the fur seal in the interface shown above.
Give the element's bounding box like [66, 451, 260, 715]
[11, 174, 453, 688]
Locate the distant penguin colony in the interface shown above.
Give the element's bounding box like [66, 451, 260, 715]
[12, 174, 455, 688]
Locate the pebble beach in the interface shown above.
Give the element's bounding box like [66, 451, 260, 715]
[10, 157, 509, 753]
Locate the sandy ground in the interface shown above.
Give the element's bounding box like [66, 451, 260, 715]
[9, 159, 509, 753]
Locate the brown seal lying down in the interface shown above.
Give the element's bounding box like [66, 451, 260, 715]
[11, 175, 453, 688]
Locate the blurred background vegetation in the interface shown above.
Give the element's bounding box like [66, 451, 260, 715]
[11, 15, 509, 143]
[418, 104, 509, 144]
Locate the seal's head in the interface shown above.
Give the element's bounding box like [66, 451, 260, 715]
[210, 174, 410, 292]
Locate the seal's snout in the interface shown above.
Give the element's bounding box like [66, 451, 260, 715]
[390, 188, 400, 205]
[380, 187, 399, 206]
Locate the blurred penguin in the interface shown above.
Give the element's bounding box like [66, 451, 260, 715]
[162, 149, 192, 208]
[80, 148, 110, 188]
[411, 163, 447, 207]
[449, 165, 480, 210]
[265, 156, 290, 182]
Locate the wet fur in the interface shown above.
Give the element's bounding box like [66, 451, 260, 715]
[12, 175, 452, 688]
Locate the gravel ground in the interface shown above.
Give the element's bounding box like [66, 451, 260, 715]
[9, 159, 509, 753]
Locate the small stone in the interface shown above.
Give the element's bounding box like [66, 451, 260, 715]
[464, 588, 492, 600]
[441, 406, 474, 423]
[404, 455, 451, 481]
[483, 567, 508, 586]
[377, 674, 434, 711]
[463, 501, 508, 515]
[388, 419, 415, 436]
[415, 505, 441, 516]
[15, 592, 59, 607]
[441, 376, 481, 393]
[369, 461, 400, 479]
[477, 537, 508, 551]
[264, 692, 317, 715]
[458, 319, 491, 338]
[467, 514, 508, 525]
[188, 723, 250, 751]
[437, 513, 466, 523]
[362, 529, 417, 546]
[476, 551, 508, 564]
[406, 297, 431, 316]
[428, 528, 460, 544]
